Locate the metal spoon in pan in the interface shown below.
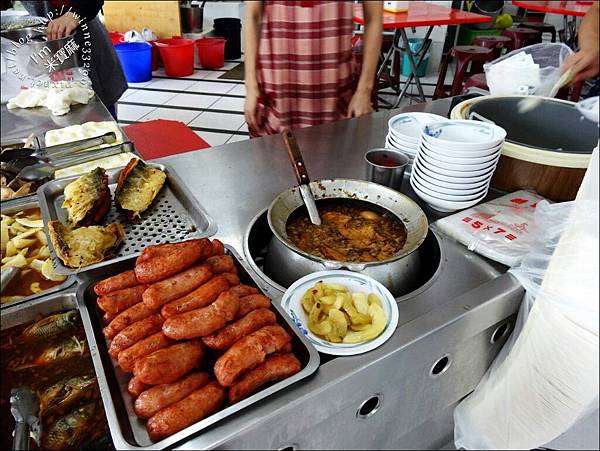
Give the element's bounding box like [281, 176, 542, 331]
[282, 129, 321, 225]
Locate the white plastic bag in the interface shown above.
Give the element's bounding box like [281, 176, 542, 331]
[485, 42, 573, 96]
[432, 190, 547, 267]
[453, 147, 599, 450]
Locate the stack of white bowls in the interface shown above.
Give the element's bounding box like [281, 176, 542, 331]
[385, 112, 446, 167]
[410, 119, 507, 212]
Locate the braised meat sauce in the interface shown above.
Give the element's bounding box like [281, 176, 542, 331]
[286, 200, 407, 263]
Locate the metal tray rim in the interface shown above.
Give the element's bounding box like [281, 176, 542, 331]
[37, 161, 218, 276]
[75, 245, 319, 450]
[1, 197, 76, 309]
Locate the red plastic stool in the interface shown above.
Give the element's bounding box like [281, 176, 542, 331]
[472, 35, 514, 58]
[517, 22, 557, 42]
[433, 46, 495, 99]
[462, 73, 489, 93]
[502, 27, 542, 49]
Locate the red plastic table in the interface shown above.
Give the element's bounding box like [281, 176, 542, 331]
[354, 2, 490, 106]
[512, 1, 592, 45]
[512, 1, 590, 17]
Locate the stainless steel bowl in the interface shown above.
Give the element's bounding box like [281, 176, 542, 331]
[265, 179, 429, 296]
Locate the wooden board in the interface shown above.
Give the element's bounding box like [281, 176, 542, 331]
[103, 1, 181, 39]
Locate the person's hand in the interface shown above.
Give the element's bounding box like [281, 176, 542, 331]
[244, 85, 262, 131]
[562, 48, 600, 84]
[347, 89, 373, 118]
[47, 12, 79, 41]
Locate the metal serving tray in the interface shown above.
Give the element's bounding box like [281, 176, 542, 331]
[75, 246, 320, 450]
[1, 197, 75, 310]
[0, 135, 42, 205]
[37, 162, 217, 276]
[1, 290, 78, 331]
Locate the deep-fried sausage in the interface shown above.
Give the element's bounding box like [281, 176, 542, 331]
[118, 332, 174, 373]
[228, 353, 301, 404]
[221, 272, 240, 286]
[103, 311, 117, 324]
[97, 284, 148, 314]
[202, 308, 276, 350]
[160, 275, 230, 318]
[133, 340, 205, 385]
[128, 376, 150, 398]
[236, 294, 271, 318]
[211, 239, 225, 256]
[103, 302, 157, 339]
[94, 270, 139, 295]
[213, 325, 291, 387]
[134, 372, 210, 419]
[146, 381, 225, 441]
[228, 284, 259, 297]
[136, 239, 209, 264]
[205, 255, 235, 274]
[109, 314, 164, 358]
[135, 239, 214, 284]
[142, 264, 213, 310]
[162, 291, 240, 340]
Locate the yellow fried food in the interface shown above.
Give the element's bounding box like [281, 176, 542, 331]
[303, 281, 387, 344]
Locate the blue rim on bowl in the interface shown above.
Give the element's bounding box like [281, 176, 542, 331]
[280, 270, 399, 356]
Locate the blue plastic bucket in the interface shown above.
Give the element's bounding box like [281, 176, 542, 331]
[402, 38, 430, 78]
[115, 42, 152, 83]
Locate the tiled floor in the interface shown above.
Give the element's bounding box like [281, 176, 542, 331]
[117, 60, 249, 147]
[117, 59, 457, 147]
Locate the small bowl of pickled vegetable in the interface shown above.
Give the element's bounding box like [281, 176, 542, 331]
[281, 271, 399, 356]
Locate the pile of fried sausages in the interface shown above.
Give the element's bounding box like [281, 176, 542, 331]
[94, 238, 301, 441]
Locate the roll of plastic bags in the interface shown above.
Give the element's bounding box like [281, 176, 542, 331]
[485, 42, 573, 96]
[454, 146, 599, 450]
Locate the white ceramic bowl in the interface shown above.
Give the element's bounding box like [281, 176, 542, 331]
[418, 146, 501, 172]
[421, 119, 507, 150]
[418, 139, 504, 158]
[412, 163, 491, 188]
[387, 132, 419, 150]
[385, 140, 417, 158]
[411, 175, 487, 200]
[411, 170, 489, 195]
[414, 157, 495, 182]
[280, 271, 399, 356]
[410, 178, 487, 213]
[420, 140, 500, 164]
[388, 112, 446, 142]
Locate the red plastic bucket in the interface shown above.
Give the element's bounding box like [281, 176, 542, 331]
[155, 38, 195, 77]
[149, 41, 160, 71]
[109, 32, 124, 45]
[196, 37, 226, 69]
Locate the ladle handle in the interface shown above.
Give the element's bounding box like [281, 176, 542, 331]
[282, 129, 310, 186]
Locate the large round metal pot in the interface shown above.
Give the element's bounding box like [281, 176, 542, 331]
[265, 179, 429, 296]
[451, 95, 597, 201]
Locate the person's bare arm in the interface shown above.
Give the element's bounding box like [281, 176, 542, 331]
[244, 1, 263, 131]
[563, 2, 599, 84]
[347, 1, 382, 118]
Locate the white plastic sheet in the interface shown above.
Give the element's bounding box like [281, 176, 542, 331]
[454, 146, 599, 450]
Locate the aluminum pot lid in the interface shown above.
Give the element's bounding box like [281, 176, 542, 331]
[267, 179, 429, 268]
[465, 96, 598, 154]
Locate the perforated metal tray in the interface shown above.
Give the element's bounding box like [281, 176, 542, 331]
[37, 162, 217, 275]
[0, 197, 75, 309]
[75, 246, 320, 450]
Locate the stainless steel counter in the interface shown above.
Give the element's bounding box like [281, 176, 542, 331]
[152, 100, 524, 449]
[1, 96, 114, 144]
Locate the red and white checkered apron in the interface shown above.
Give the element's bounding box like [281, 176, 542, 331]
[252, 0, 356, 137]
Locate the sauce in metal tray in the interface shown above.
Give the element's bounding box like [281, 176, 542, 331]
[0, 310, 111, 450]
